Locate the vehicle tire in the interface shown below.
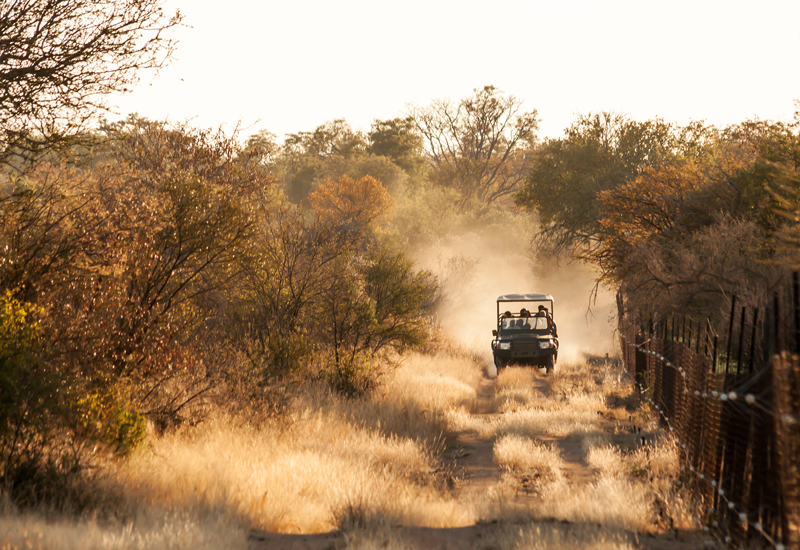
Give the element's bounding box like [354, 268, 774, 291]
[494, 356, 505, 371]
[544, 354, 555, 374]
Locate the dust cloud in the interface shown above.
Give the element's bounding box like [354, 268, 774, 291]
[413, 228, 617, 373]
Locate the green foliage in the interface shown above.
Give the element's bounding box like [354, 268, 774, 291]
[0, 291, 50, 445]
[368, 117, 427, 179]
[0, 292, 84, 507]
[362, 244, 435, 353]
[75, 390, 145, 455]
[767, 114, 800, 270]
[0, 289, 42, 356]
[515, 112, 711, 257]
[268, 118, 420, 205]
[313, 243, 435, 396]
[273, 119, 370, 204]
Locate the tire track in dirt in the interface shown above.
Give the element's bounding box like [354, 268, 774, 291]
[447, 368, 598, 502]
[444, 375, 502, 501]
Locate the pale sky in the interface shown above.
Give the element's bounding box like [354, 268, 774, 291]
[111, 0, 800, 143]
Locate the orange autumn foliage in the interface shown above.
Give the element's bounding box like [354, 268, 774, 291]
[309, 174, 394, 230]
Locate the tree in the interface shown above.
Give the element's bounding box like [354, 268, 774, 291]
[368, 117, 427, 178]
[229, 170, 432, 396]
[591, 159, 723, 286]
[0, 0, 182, 164]
[0, 120, 267, 482]
[309, 174, 394, 239]
[515, 112, 711, 257]
[316, 244, 435, 396]
[409, 85, 539, 205]
[585, 120, 799, 320]
[275, 119, 368, 203]
[244, 129, 279, 167]
[283, 119, 367, 162]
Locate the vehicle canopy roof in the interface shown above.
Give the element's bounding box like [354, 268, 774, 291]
[496, 293, 555, 319]
[496, 293, 554, 303]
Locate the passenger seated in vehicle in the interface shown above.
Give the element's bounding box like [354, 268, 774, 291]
[537, 306, 557, 337]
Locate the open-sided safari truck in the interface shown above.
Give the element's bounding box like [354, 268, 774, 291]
[491, 293, 558, 373]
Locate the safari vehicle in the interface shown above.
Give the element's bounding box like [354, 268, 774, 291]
[491, 293, 558, 373]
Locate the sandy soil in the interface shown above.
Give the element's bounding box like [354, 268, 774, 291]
[248, 368, 712, 550]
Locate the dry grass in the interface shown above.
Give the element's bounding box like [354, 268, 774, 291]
[387, 352, 482, 415]
[479, 522, 639, 550]
[481, 357, 700, 534]
[0, 350, 700, 549]
[493, 367, 546, 413]
[0, 352, 485, 548]
[102, 352, 488, 535]
[530, 436, 696, 532]
[482, 361, 619, 440]
[0, 507, 246, 550]
[493, 435, 564, 481]
[534, 476, 655, 530]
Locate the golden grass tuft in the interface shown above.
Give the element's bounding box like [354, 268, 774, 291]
[482, 521, 639, 550]
[586, 445, 628, 478]
[535, 476, 656, 530]
[493, 435, 564, 481]
[0, 508, 247, 550]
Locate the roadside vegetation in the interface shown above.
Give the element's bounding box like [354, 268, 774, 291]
[2, 2, 799, 548]
[1, 350, 698, 550]
[490, 362, 696, 533]
[515, 110, 800, 327]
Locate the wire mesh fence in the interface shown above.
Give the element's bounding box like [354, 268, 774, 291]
[618, 280, 800, 549]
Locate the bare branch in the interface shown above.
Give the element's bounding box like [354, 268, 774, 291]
[0, 0, 183, 165]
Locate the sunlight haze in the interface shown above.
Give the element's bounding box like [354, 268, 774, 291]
[111, 0, 800, 140]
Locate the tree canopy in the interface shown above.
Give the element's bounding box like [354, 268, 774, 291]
[515, 112, 713, 257]
[0, 0, 182, 164]
[368, 117, 426, 178]
[410, 85, 539, 205]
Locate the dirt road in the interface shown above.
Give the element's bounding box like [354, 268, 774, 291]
[249, 365, 711, 550]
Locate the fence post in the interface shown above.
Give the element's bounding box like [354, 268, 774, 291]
[696, 318, 703, 354]
[713, 335, 718, 373]
[794, 272, 800, 354]
[775, 292, 780, 352]
[749, 308, 759, 374]
[737, 306, 746, 375]
[726, 296, 737, 374]
[774, 354, 800, 548]
[682, 315, 686, 345]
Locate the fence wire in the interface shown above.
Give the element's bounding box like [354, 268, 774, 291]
[619, 297, 800, 549]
